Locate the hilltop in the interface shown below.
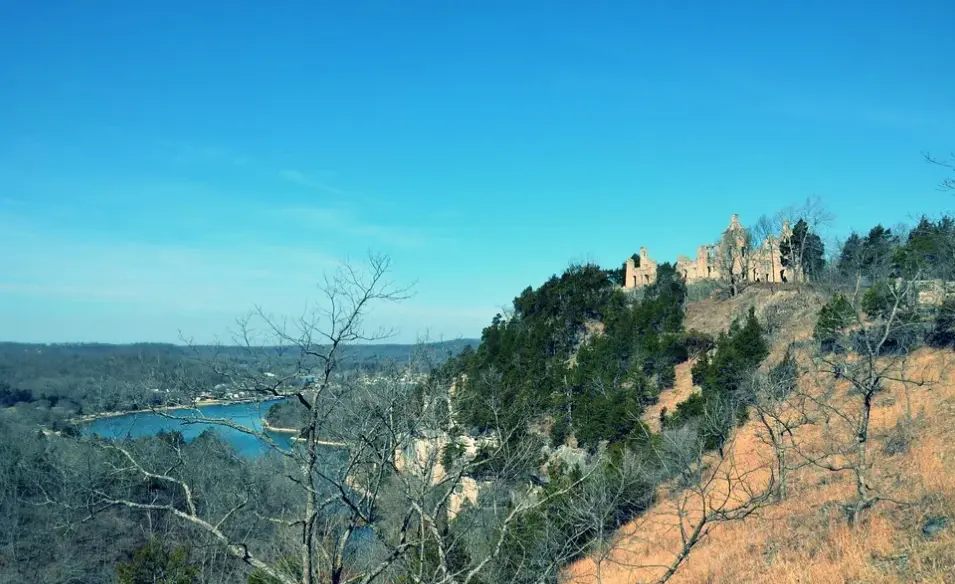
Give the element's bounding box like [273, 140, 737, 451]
[432, 209, 954, 583]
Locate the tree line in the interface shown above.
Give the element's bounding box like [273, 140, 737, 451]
[0, 340, 474, 427]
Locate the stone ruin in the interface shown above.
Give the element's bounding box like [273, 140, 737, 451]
[623, 214, 800, 290]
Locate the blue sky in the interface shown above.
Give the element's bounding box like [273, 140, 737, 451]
[1, 0, 953, 344]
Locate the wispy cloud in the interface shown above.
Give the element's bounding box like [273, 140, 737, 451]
[159, 141, 252, 167]
[277, 205, 429, 249]
[156, 141, 399, 211]
[426, 208, 462, 221]
[0, 218, 475, 343]
[0, 218, 340, 313]
[277, 169, 311, 185]
[700, 66, 955, 134]
[762, 93, 953, 134]
[0, 282, 142, 301]
[277, 169, 347, 196]
[158, 141, 357, 197]
[0, 142, 469, 343]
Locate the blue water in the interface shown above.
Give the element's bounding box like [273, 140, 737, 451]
[83, 399, 297, 456]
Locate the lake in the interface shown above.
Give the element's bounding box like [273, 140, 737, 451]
[85, 399, 378, 550]
[83, 399, 297, 456]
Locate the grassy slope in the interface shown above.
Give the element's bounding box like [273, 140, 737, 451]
[569, 285, 955, 584]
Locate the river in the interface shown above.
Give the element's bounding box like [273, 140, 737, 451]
[83, 399, 297, 456]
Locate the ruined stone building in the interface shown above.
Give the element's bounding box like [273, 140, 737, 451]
[623, 214, 799, 290]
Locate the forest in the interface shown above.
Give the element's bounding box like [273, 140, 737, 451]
[0, 339, 475, 425]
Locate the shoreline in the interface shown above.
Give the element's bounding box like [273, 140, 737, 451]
[260, 418, 347, 447]
[72, 396, 287, 425]
[260, 418, 300, 434]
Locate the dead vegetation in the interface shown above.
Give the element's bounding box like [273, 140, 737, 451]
[566, 286, 955, 584]
[685, 284, 825, 342]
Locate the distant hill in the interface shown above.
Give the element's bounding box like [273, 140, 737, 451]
[0, 339, 479, 416]
[0, 338, 478, 364]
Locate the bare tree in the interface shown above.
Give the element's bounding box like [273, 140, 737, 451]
[70, 254, 597, 584]
[73, 255, 415, 583]
[648, 428, 774, 584]
[563, 419, 776, 584]
[717, 223, 752, 297]
[781, 274, 939, 522]
[747, 350, 811, 502]
[924, 151, 955, 192]
[548, 451, 656, 584]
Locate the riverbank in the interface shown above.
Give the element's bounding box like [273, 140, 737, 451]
[260, 419, 347, 447]
[292, 436, 347, 447]
[260, 418, 300, 434]
[71, 396, 286, 425]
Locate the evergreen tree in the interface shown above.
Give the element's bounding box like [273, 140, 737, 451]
[453, 261, 694, 449]
[838, 232, 864, 278]
[780, 218, 826, 280]
[896, 215, 955, 279]
[117, 539, 199, 584]
[814, 294, 855, 354]
[669, 307, 768, 449]
[860, 225, 901, 278]
[928, 296, 955, 348]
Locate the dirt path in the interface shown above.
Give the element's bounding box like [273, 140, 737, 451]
[643, 358, 698, 433]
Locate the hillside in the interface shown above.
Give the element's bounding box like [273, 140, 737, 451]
[433, 217, 955, 582]
[639, 286, 825, 433]
[568, 286, 955, 584]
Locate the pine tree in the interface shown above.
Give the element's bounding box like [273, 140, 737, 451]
[116, 539, 199, 584]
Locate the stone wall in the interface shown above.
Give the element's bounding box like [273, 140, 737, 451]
[675, 244, 719, 283]
[624, 247, 658, 288]
[623, 214, 800, 290]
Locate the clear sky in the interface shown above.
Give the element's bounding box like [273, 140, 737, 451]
[1, 0, 953, 344]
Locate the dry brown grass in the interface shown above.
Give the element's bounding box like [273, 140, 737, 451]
[685, 284, 824, 342]
[643, 360, 699, 434]
[566, 289, 955, 584]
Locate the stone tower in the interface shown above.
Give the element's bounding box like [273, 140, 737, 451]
[621, 212, 799, 290]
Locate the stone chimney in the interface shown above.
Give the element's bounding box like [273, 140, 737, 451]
[640, 247, 648, 260]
